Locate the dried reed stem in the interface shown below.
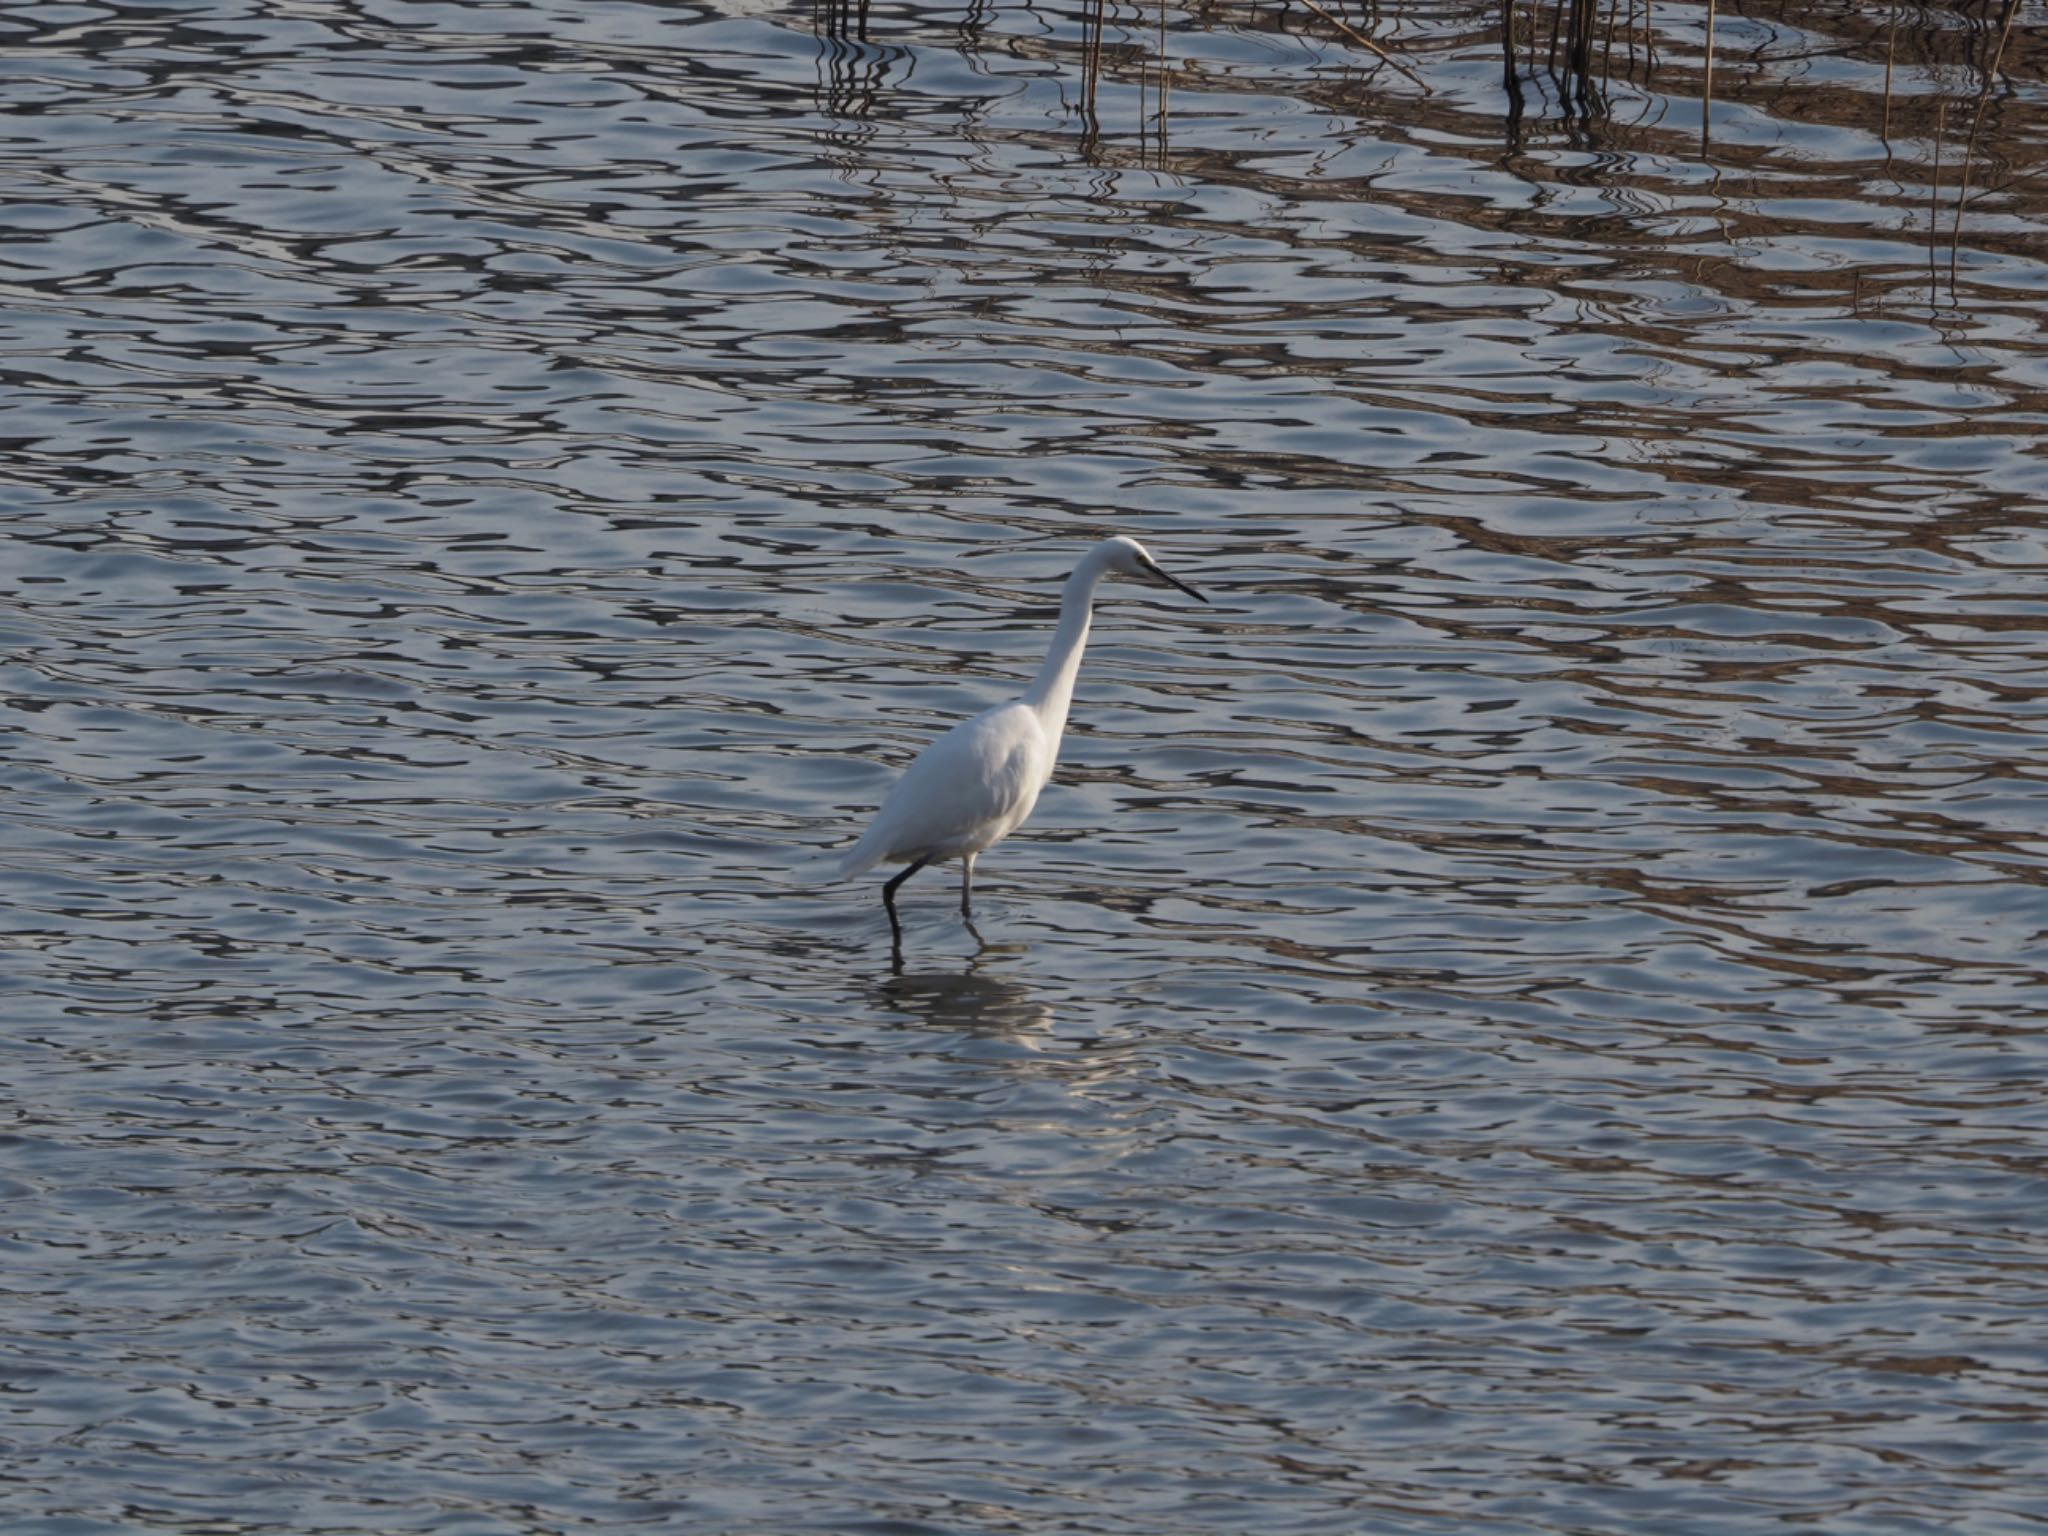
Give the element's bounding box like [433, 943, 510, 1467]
[1289, 0, 1431, 91]
[1929, 100, 1946, 305]
[1157, 0, 1170, 129]
[1500, 0, 1526, 116]
[1700, 0, 1716, 151]
[1881, 6, 1896, 143]
[1082, 0, 1102, 113]
[1567, 0, 1594, 96]
[1949, 0, 2020, 287]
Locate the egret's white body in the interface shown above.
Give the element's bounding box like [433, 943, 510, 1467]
[838, 699, 1051, 883]
[840, 535, 1206, 945]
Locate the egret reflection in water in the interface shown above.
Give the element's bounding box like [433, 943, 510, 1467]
[876, 962, 1054, 1038]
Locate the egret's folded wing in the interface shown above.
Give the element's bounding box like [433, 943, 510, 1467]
[837, 703, 1044, 879]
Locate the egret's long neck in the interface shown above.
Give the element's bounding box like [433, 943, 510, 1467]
[1022, 552, 1111, 747]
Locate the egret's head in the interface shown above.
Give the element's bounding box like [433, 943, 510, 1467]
[1101, 535, 1208, 603]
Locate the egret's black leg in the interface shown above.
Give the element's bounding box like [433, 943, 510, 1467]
[882, 856, 929, 948]
[960, 853, 976, 919]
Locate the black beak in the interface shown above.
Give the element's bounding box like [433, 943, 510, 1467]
[1137, 556, 1208, 603]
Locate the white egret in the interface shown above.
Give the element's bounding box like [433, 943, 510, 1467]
[839, 535, 1207, 947]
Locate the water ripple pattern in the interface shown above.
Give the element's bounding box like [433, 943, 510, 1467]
[3, 0, 2045, 1532]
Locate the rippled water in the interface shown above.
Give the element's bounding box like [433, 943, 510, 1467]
[5, 0, 2046, 1531]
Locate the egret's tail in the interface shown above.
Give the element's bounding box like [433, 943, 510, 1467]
[836, 833, 886, 883]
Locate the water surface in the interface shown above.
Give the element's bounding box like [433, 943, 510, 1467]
[4, 0, 2046, 1531]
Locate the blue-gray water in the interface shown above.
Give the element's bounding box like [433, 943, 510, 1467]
[4, 1, 2046, 1532]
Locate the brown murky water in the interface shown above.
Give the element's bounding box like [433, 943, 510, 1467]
[3, 0, 2044, 1531]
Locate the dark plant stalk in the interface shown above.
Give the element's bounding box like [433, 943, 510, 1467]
[1501, 0, 1526, 129]
[1700, 0, 1716, 152]
[1137, 0, 1150, 146]
[1881, 5, 1896, 143]
[1160, 0, 1171, 124]
[1949, 0, 2020, 288]
[1929, 101, 1946, 307]
[1083, 0, 1103, 114]
[1567, 0, 1595, 102]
